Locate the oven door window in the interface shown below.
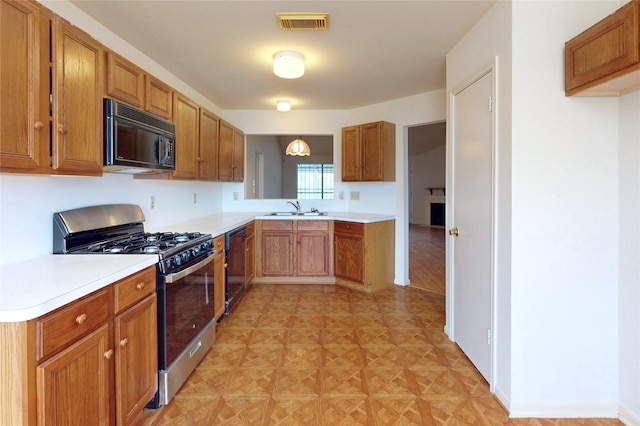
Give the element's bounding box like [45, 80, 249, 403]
[160, 255, 215, 368]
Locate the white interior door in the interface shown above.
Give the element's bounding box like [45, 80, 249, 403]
[450, 69, 494, 381]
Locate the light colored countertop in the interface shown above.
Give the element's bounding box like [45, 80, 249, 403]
[150, 212, 395, 236]
[254, 211, 396, 223]
[0, 211, 395, 322]
[0, 254, 158, 322]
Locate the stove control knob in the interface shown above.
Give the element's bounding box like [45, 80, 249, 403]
[173, 255, 181, 267]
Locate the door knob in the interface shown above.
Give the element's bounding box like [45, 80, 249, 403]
[449, 228, 459, 236]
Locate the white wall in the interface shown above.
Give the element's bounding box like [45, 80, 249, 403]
[618, 91, 640, 425]
[447, 0, 639, 420]
[446, 0, 513, 405]
[510, 0, 621, 417]
[0, 173, 224, 265]
[223, 90, 447, 286]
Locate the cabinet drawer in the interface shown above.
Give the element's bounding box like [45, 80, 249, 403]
[213, 235, 225, 251]
[113, 266, 156, 313]
[261, 220, 294, 231]
[334, 221, 364, 235]
[297, 220, 329, 231]
[246, 221, 255, 236]
[36, 289, 110, 361]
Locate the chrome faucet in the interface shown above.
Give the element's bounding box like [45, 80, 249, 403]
[287, 200, 301, 214]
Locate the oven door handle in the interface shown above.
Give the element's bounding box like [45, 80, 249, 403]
[164, 252, 215, 284]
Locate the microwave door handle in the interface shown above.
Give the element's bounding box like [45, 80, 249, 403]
[156, 136, 170, 165]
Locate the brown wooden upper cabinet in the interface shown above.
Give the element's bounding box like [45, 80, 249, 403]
[219, 119, 244, 182]
[565, 0, 640, 96]
[1, 1, 103, 176]
[172, 92, 200, 179]
[342, 121, 395, 182]
[106, 51, 173, 120]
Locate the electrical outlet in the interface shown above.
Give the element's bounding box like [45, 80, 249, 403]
[149, 196, 155, 209]
[233, 192, 239, 200]
[350, 191, 360, 201]
[339, 191, 345, 200]
[193, 192, 197, 204]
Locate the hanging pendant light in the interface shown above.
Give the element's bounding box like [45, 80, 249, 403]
[286, 137, 311, 156]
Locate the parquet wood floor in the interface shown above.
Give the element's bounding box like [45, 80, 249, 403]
[134, 282, 622, 425]
[408, 225, 445, 294]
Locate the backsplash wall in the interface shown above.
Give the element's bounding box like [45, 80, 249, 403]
[0, 173, 224, 266]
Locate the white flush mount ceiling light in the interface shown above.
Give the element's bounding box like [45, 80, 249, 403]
[276, 100, 291, 112]
[273, 51, 305, 79]
[286, 137, 311, 156]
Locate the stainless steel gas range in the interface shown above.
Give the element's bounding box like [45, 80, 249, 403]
[53, 204, 217, 408]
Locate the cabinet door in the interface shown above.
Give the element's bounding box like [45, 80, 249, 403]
[199, 108, 219, 181]
[341, 125, 360, 181]
[106, 51, 144, 108]
[565, 0, 640, 96]
[115, 294, 157, 426]
[334, 232, 364, 284]
[218, 120, 234, 181]
[214, 249, 226, 320]
[246, 233, 255, 284]
[361, 122, 383, 181]
[172, 93, 199, 179]
[261, 231, 294, 276]
[0, 0, 48, 172]
[51, 17, 103, 175]
[144, 75, 172, 120]
[37, 323, 113, 426]
[233, 128, 244, 182]
[297, 231, 330, 276]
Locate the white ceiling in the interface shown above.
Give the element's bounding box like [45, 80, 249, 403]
[70, 0, 495, 111]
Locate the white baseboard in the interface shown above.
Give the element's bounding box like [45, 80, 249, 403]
[493, 385, 511, 413]
[509, 401, 618, 419]
[619, 405, 640, 426]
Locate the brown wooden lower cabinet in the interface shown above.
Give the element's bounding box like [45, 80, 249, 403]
[245, 221, 255, 285]
[213, 234, 226, 321]
[334, 220, 395, 293]
[254, 219, 395, 292]
[254, 220, 334, 284]
[37, 323, 113, 425]
[0, 265, 158, 426]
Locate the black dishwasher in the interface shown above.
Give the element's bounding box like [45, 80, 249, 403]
[225, 225, 246, 314]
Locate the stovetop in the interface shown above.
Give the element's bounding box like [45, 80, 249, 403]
[53, 204, 214, 274]
[74, 231, 208, 255]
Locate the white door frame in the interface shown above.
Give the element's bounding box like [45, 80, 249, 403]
[445, 60, 498, 390]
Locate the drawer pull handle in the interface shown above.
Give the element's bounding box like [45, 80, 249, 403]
[120, 337, 129, 348]
[76, 313, 87, 325]
[136, 282, 145, 290]
[104, 349, 114, 359]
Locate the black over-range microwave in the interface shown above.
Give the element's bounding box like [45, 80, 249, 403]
[104, 98, 176, 173]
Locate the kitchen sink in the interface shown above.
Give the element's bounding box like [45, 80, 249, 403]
[268, 211, 326, 216]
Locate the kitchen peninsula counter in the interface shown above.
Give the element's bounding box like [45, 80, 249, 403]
[0, 212, 395, 322]
[0, 254, 157, 322]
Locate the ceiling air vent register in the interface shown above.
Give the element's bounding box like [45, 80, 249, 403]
[276, 13, 329, 30]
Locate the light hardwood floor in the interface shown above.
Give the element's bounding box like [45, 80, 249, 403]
[133, 227, 622, 425]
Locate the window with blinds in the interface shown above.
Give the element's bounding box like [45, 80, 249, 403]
[296, 164, 334, 199]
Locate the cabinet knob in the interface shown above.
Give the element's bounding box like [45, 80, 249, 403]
[34, 122, 44, 130]
[104, 349, 114, 359]
[120, 337, 129, 348]
[224, 263, 228, 268]
[75, 313, 87, 325]
[57, 126, 67, 135]
[136, 282, 145, 290]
